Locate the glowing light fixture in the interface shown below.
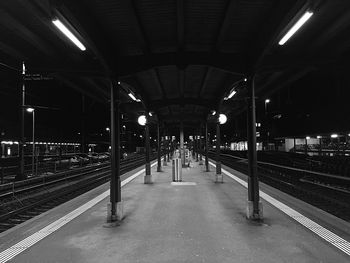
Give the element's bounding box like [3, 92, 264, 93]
[52, 18, 86, 51]
[106, 127, 110, 131]
[306, 136, 310, 140]
[211, 110, 216, 116]
[138, 115, 147, 126]
[128, 93, 137, 101]
[218, 114, 227, 124]
[26, 107, 34, 113]
[331, 134, 338, 138]
[265, 99, 270, 104]
[227, 89, 237, 99]
[278, 11, 313, 46]
[149, 112, 153, 117]
[317, 135, 322, 139]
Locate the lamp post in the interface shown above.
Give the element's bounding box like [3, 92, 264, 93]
[264, 99, 270, 151]
[215, 113, 227, 183]
[26, 107, 35, 176]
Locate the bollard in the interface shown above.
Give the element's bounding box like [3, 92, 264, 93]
[172, 158, 182, 182]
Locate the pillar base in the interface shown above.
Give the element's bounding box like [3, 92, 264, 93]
[107, 201, 124, 222]
[215, 174, 223, 183]
[157, 166, 162, 172]
[246, 201, 263, 220]
[144, 174, 152, 184]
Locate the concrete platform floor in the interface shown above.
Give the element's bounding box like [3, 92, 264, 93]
[0, 158, 349, 262]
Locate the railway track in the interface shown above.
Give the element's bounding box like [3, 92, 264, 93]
[208, 152, 350, 222]
[0, 154, 156, 232]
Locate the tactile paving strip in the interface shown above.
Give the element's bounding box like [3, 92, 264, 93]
[0, 161, 158, 263]
[209, 161, 350, 257]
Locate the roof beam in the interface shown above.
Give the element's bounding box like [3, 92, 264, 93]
[247, 0, 308, 72]
[197, 67, 211, 98]
[129, 0, 151, 54]
[213, 0, 240, 51]
[0, 8, 54, 57]
[177, 0, 185, 50]
[55, 0, 118, 75]
[82, 77, 109, 99]
[149, 98, 212, 110]
[53, 74, 106, 104]
[152, 68, 167, 99]
[117, 51, 246, 76]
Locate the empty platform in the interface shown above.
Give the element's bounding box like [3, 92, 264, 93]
[0, 158, 349, 262]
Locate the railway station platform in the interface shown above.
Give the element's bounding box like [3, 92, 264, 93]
[0, 158, 349, 262]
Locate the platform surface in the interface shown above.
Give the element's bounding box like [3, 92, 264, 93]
[0, 158, 349, 262]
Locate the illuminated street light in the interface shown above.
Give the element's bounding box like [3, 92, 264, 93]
[106, 127, 110, 132]
[218, 114, 227, 125]
[138, 115, 147, 126]
[26, 107, 35, 176]
[331, 134, 338, 138]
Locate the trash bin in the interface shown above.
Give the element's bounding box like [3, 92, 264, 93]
[172, 158, 182, 182]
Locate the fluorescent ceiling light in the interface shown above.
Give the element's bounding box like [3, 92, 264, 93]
[149, 112, 153, 117]
[128, 93, 137, 101]
[227, 89, 236, 99]
[52, 18, 86, 51]
[278, 11, 313, 46]
[211, 110, 216, 116]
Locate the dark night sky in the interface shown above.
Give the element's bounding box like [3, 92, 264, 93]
[1, 66, 350, 143]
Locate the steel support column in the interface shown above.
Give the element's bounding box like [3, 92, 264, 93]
[215, 121, 222, 183]
[108, 81, 123, 222]
[205, 122, 209, 172]
[180, 122, 185, 166]
[144, 120, 152, 183]
[157, 124, 162, 172]
[17, 62, 26, 181]
[199, 125, 203, 165]
[246, 75, 263, 220]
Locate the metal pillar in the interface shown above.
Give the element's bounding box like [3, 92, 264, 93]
[195, 135, 199, 162]
[81, 95, 86, 153]
[215, 121, 222, 183]
[205, 122, 209, 172]
[163, 133, 168, 166]
[17, 62, 26, 181]
[157, 124, 162, 172]
[31, 110, 35, 176]
[199, 126, 203, 165]
[108, 81, 123, 222]
[246, 75, 263, 220]
[180, 122, 185, 166]
[144, 121, 152, 183]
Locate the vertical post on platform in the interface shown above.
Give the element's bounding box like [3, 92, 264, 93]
[180, 122, 185, 167]
[17, 62, 26, 181]
[144, 119, 152, 184]
[205, 122, 209, 172]
[195, 133, 199, 162]
[293, 137, 296, 153]
[199, 125, 203, 165]
[108, 81, 123, 222]
[163, 130, 168, 166]
[246, 75, 263, 220]
[157, 123, 162, 172]
[215, 119, 222, 183]
[81, 95, 86, 153]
